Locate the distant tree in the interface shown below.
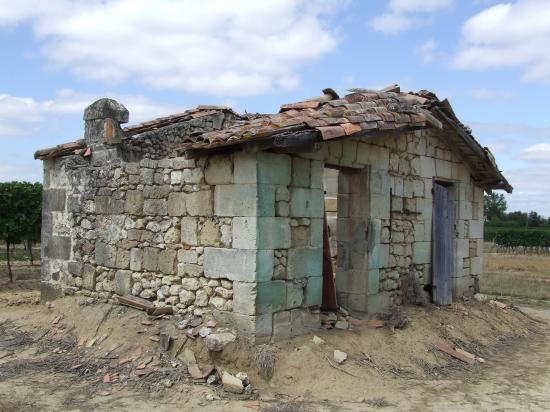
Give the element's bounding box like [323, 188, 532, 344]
[0, 182, 42, 281]
[527, 211, 545, 227]
[484, 193, 507, 221]
[506, 211, 529, 227]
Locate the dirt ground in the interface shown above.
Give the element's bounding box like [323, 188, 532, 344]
[482, 253, 550, 300]
[1, 278, 549, 412]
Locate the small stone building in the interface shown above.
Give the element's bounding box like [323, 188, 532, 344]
[35, 85, 511, 342]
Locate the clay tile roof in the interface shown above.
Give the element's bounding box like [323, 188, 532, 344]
[34, 140, 86, 160]
[33, 84, 512, 193]
[180, 87, 435, 151]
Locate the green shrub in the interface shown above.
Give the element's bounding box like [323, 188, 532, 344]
[485, 227, 550, 247]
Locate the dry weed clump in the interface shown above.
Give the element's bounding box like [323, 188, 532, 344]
[254, 346, 277, 380]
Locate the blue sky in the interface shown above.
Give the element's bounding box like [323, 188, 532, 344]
[1, 0, 549, 215]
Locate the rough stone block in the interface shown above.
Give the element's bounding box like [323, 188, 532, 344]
[167, 192, 186, 216]
[130, 248, 142, 271]
[67, 261, 82, 276]
[143, 199, 167, 216]
[185, 190, 212, 216]
[304, 276, 322, 306]
[257, 281, 286, 314]
[95, 241, 116, 267]
[82, 264, 96, 290]
[232, 281, 257, 315]
[213, 311, 272, 343]
[125, 191, 144, 215]
[469, 219, 483, 239]
[205, 155, 234, 184]
[158, 249, 177, 274]
[198, 220, 220, 246]
[95, 196, 110, 214]
[309, 219, 323, 248]
[233, 152, 257, 184]
[43, 189, 66, 212]
[413, 242, 431, 264]
[272, 311, 291, 339]
[292, 157, 310, 187]
[214, 184, 257, 216]
[114, 270, 132, 295]
[290, 188, 324, 218]
[367, 269, 380, 295]
[42, 235, 71, 261]
[257, 152, 291, 185]
[115, 249, 130, 269]
[286, 281, 304, 309]
[232, 217, 290, 249]
[287, 248, 322, 279]
[181, 216, 198, 245]
[289, 309, 319, 336]
[310, 160, 324, 189]
[203, 248, 274, 282]
[435, 159, 452, 178]
[143, 247, 159, 271]
[471, 256, 482, 275]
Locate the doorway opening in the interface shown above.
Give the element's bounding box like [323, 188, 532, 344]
[322, 166, 370, 316]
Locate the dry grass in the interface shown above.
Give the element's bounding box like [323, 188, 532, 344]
[481, 253, 550, 300]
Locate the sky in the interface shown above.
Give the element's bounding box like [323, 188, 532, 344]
[0, 0, 549, 215]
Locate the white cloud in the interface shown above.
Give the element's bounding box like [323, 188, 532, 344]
[370, 0, 453, 34]
[453, 0, 550, 83]
[503, 163, 550, 216]
[0, 163, 42, 183]
[520, 143, 550, 161]
[468, 88, 515, 101]
[415, 40, 437, 64]
[0, 89, 183, 138]
[0, 0, 341, 97]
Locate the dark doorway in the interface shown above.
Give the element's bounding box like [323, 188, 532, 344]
[432, 181, 455, 305]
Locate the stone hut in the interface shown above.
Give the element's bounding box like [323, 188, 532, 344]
[35, 85, 511, 343]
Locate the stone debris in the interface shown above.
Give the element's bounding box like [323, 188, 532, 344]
[235, 372, 250, 386]
[334, 320, 349, 330]
[489, 300, 508, 310]
[473, 293, 489, 302]
[198, 327, 212, 338]
[221, 371, 244, 394]
[333, 350, 347, 364]
[312, 335, 325, 345]
[205, 332, 236, 352]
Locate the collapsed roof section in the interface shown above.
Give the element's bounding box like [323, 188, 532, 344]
[34, 85, 512, 193]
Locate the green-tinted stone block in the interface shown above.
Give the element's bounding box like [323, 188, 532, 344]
[290, 188, 324, 218]
[286, 281, 304, 309]
[368, 269, 380, 295]
[257, 184, 276, 216]
[256, 249, 275, 282]
[292, 157, 310, 187]
[287, 247, 322, 278]
[256, 280, 287, 314]
[257, 152, 291, 185]
[304, 276, 323, 306]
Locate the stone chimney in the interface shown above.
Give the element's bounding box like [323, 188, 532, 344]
[83, 98, 129, 147]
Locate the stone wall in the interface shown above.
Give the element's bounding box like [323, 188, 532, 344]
[308, 127, 484, 313]
[42, 148, 237, 319]
[41, 101, 484, 342]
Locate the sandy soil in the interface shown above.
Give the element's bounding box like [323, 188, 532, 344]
[1, 280, 550, 411]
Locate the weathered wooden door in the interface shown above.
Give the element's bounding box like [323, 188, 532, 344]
[432, 182, 454, 305]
